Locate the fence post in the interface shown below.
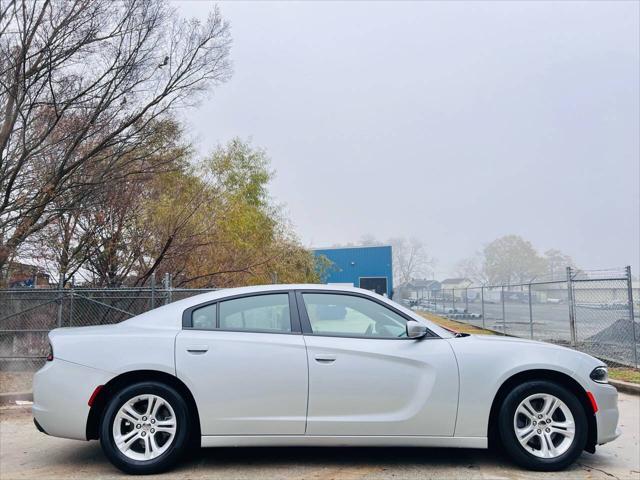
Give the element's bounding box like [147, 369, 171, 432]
[69, 277, 75, 327]
[567, 267, 577, 347]
[626, 265, 638, 368]
[481, 286, 485, 329]
[465, 288, 469, 311]
[56, 272, 64, 328]
[528, 282, 533, 339]
[501, 285, 506, 335]
[163, 273, 173, 305]
[452, 289, 455, 312]
[150, 271, 156, 310]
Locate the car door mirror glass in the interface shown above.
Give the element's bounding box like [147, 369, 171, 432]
[406, 320, 427, 339]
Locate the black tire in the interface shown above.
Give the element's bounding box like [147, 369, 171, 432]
[498, 380, 587, 471]
[99, 381, 190, 475]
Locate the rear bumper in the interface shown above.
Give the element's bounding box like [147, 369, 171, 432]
[592, 383, 620, 445]
[33, 417, 47, 434]
[32, 359, 112, 440]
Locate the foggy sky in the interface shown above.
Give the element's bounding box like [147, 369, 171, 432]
[174, 1, 639, 278]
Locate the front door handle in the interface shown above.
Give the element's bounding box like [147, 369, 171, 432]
[186, 345, 209, 354]
[314, 354, 336, 364]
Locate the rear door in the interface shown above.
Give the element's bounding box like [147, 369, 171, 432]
[175, 291, 308, 435]
[297, 290, 458, 436]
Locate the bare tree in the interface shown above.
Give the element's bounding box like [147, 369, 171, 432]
[543, 249, 575, 280]
[389, 237, 434, 286]
[358, 234, 383, 246]
[0, 0, 232, 278]
[455, 253, 488, 285]
[482, 234, 547, 284]
[23, 204, 98, 286]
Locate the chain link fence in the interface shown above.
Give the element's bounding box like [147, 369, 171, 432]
[1, 267, 638, 373]
[0, 283, 217, 372]
[414, 267, 639, 368]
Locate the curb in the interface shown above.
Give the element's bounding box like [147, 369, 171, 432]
[0, 391, 33, 403]
[610, 379, 640, 395]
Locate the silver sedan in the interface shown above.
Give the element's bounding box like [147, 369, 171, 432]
[32, 284, 620, 474]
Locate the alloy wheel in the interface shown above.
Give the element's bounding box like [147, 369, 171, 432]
[513, 393, 576, 459]
[112, 394, 177, 461]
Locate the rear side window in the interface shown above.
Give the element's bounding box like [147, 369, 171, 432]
[219, 294, 291, 333]
[192, 303, 216, 330]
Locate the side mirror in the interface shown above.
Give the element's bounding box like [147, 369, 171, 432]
[406, 320, 428, 339]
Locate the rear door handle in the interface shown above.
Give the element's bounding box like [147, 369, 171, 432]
[186, 345, 209, 354]
[314, 354, 336, 364]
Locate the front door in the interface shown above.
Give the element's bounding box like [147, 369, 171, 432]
[175, 292, 308, 435]
[297, 291, 458, 436]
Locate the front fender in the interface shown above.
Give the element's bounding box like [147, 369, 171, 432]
[448, 335, 599, 437]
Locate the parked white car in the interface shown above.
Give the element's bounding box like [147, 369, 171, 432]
[33, 284, 620, 474]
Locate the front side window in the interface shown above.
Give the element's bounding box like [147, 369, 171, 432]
[302, 293, 409, 338]
[219, 294, 291, 333]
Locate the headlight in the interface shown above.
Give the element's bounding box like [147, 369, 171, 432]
[590, 366, 608, 384]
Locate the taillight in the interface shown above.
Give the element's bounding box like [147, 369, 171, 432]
[46, 342, 53, 361]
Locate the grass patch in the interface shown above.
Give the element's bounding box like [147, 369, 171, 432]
[609, 367, 640, 384]
[417, 312, 498, 335]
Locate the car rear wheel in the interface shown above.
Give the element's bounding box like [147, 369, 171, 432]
[100, 381, 190, 474]
[498, 380, 588, 471]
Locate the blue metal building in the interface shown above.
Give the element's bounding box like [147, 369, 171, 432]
[313, 245, 393, 297]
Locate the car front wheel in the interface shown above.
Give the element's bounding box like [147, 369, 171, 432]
[498, 380, 588, 471]
[99, 381, 190, 474]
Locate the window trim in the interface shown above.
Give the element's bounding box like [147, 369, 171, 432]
[294, 289, 439, 340]
[182, 290, 302, 334]
[183, 302, 217, 330]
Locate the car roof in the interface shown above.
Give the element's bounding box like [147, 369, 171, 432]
[214, 283, 372, 295]
[121, 283, 452, 338]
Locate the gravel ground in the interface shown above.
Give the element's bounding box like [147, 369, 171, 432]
[0, 393, 638, 480]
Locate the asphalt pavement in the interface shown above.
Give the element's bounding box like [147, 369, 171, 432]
[1, 393, 638, 479]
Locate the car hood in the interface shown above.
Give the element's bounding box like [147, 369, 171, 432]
[460, 334, 544, 345]
[447, 333, 605, 370]
[454, 333, 575, 351]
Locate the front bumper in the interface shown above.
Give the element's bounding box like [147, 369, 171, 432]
[32, 359, 112, 440]
[592, 382, 620, 445]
